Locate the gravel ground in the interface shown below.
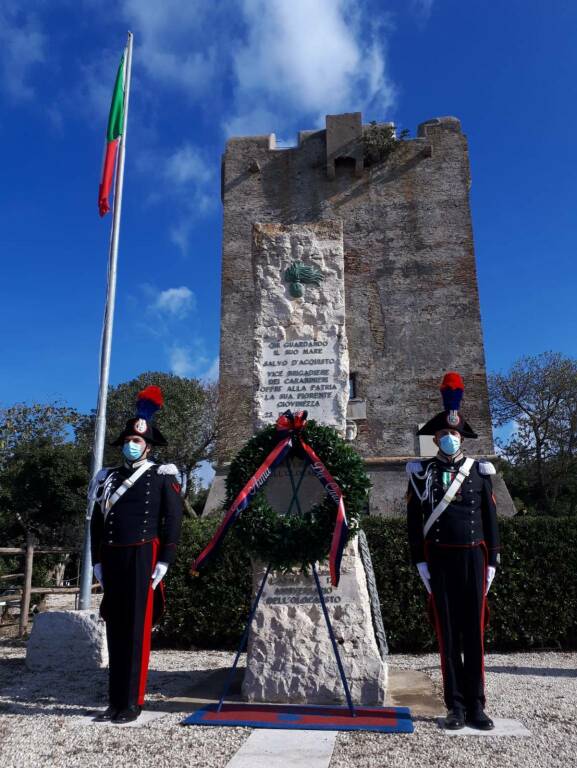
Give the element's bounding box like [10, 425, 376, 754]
[0, 641, 575, 768]
[332, 652, 577, 768]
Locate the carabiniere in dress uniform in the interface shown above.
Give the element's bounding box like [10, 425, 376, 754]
[406, 372, 500, 731]
[89, 386, 183, 724]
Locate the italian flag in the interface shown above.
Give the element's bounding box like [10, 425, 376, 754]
[98, 54, 125, 217]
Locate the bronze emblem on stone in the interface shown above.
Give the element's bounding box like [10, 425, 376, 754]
[284, 260, 323, 298]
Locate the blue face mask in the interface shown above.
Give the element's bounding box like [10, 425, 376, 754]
[123, 441, 145, 461]
[439, 434, 461, 456]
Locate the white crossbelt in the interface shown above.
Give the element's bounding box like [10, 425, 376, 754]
[423, 457, 475, 538]
[104, 460, 154, 520]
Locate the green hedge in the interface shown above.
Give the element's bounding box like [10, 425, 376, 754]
[157, 516, 577, 652]
[156, 517, 252, 649]
[363, 516, 577, 652]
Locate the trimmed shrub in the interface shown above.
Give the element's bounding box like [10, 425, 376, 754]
[156, 517, 252, 649]
[156, 515, 577, 652]
[483, 516, 577, 650]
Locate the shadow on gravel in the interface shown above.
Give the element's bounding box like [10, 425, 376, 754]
[0, 667, 235, 718]
[484, 665, 577, 678]
[410, 715, 440, 725]
[1, 702, 101, 717]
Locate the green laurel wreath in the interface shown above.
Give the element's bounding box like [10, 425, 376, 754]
[225, 420, 370, 571]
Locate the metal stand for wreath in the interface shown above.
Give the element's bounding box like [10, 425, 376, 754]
[216, 457, 356, 717]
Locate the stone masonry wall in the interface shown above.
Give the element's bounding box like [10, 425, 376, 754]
[219, 116, 494, 466]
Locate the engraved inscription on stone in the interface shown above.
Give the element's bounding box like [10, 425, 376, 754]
[262, 566, 359, 606]
[257, 336, 343, 424]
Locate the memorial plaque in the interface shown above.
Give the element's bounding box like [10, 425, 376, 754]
[263, 566, 361, 606]
[252, 221, 349, 433]
[257, 337, 345, 425]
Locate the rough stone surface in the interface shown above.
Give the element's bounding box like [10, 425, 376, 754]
[242, 540, 387, 706]
[252, 221, 348, 431]
[218, 112, 515, 515]
[203, 464, 229, 515]
[25, 609, 107, 672]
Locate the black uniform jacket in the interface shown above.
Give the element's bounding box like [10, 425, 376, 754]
[406, 455, 500, 567]
[90, 462, 183, 565]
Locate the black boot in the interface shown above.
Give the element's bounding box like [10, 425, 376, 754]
[466, 708, 494, 730]
[113, 704, 142, 723]
[94, 706, 118, 722]
[444, 708, 465, 730]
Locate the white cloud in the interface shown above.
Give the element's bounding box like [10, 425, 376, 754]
[162, 143, 218, 255]
[169, 345, 194, 377]
[164, 143, 213, 187]
[168, 198, 214, 256]
[134, 140, 218, 255]
[0, 4, 46, 101]
[168, 342, 210, 378]
[152, 286, 196, 318]
[169, 224, 190, 257]
[119, 0, 225, 95]
[226, 0, 396, 135]
[116, 0, 396, 137]
[202, 356, 219, 383]
[169, 345, 196, 377]
[223, 106, 281, 140]
[69, 1, 397, 252]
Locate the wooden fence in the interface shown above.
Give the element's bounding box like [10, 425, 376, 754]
[0, 535, 98, 637]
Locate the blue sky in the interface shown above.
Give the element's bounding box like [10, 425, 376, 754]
[1, 0, 576, 417]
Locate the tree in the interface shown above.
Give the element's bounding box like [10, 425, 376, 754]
[0, 402, 80, 472]
[76, 372, 217, 510]
[489, 352, 577, 515]
[0, 440, 89, 547]
[0, 402, 87, 581]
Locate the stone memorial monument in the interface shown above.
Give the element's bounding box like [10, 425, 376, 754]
[241, 220, 386, 704]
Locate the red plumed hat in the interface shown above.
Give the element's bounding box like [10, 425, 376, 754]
[110, 385, 167, 446]
[417, 371, 477, 438]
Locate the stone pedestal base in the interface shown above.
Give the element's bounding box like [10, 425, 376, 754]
[26, 609, 108, 672]
[242, 539, 387, 705]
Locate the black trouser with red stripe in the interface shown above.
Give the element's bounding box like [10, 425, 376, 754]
[428, 544, 487, 713]
[100, 540, 158, 710]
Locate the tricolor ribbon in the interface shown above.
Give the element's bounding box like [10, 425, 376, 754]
[191, 411, 349, 587]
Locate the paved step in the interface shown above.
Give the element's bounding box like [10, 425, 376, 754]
[225, 729, 337, 768]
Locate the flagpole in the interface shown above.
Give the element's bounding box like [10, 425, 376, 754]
[78, 31, 134, 610]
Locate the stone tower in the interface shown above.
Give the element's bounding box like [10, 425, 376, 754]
[210, 112, 514, 516]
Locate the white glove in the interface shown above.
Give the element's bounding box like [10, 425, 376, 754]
[416, 562, 432, 594]
[93, 563, 104, 588]
[486, 566, 496, 595]
[151, 561, 169, 590]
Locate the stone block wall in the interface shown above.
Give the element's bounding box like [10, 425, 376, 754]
[215, 113, 514, 515]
